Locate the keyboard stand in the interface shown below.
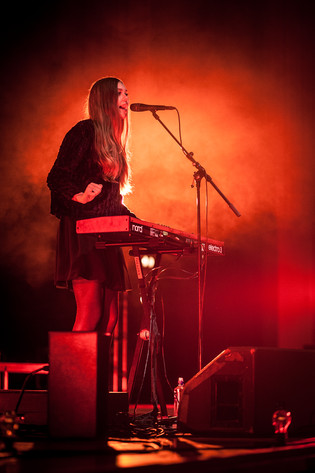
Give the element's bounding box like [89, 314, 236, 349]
[127, 247, 168, 418]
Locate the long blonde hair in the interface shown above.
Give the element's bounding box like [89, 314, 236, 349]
[88, 77, 130, 193]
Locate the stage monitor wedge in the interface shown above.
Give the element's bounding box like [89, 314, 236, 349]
[178, 347, 315, 436]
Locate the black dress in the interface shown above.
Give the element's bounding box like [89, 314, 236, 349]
[47, 119, 134, 290]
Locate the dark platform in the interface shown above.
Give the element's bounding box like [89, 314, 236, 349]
[1, 406, 315, 473]
[2, 346, 315, 471]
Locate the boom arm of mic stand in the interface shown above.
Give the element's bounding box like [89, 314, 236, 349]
[151, 110, 241, 370]
[194, 166, 241, 218]
[151, 111, 241, 217]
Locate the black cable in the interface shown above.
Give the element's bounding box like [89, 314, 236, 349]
[175, 108, 183, 145]
[132, 285, 160, 420]
[15, 365, 49, 414]
[158, 290, 174, 397]
[132, 339, 151, 420]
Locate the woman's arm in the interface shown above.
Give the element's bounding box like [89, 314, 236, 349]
[47, 121, 98, 211]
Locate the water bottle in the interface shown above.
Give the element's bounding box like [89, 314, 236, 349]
[173, 377, 184, 417]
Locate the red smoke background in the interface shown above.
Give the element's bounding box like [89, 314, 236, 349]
[0, 1, 314, 386]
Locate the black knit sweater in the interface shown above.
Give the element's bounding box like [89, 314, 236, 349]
[47, 119, 134, 220]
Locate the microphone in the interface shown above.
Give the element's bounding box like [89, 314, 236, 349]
[130, 103, 175, 112]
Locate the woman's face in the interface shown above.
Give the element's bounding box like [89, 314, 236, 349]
[117, 81, 129, 119]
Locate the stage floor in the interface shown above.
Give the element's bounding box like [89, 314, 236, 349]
[1, 406, 315, 473]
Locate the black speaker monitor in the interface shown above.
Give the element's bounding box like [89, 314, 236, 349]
[178, 347, 315, 436]
[48, 332, 111, 438]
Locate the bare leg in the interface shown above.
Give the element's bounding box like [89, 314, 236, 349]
[72, 279, 103, 331]
[98, 288, 119, 335]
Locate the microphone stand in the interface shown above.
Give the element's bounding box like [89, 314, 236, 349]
[151, 110, 241, 371]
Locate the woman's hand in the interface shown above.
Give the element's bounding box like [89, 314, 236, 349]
[72, 182, 103, 204]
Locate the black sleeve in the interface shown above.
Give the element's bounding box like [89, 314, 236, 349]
[47, 121, 93, 204]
